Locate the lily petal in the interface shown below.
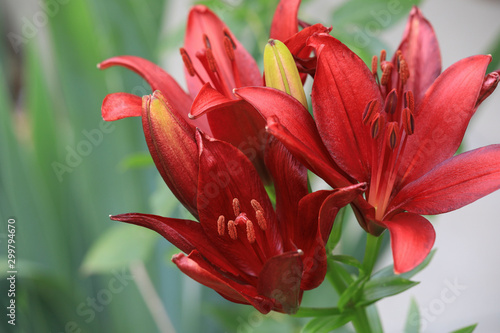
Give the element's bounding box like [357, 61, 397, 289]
[142, 91, 199, 218]
[173, 251, 275, 314]
[196, 131, 282, 275]
[378, 213, 435, 274]
[184, 6, 261, 95]
[392, 144, 500, 215]
[101, 92, 142, 121]
[111, 213, 240, 277]
[308, 33, 382, 182]
[395, 6, 441, 100]
[475, 70, 500, 109]
[270, 0, 301, 42]
[399, 55, 492, 187]
[257, 250, 303, 314]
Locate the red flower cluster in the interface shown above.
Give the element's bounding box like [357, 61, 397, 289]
[100, 0, 500, 314]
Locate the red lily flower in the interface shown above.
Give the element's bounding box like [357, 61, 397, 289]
[235, 7, 500, 274]
[111, 90, 366, 314]
[99, 1, 327, 183]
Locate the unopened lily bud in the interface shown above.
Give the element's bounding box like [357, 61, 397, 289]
[263, 39, 308, 108]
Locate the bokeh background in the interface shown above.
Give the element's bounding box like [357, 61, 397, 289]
[1, 0, 499, 332]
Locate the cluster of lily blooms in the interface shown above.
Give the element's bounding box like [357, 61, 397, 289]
[99, 0, 500, 314]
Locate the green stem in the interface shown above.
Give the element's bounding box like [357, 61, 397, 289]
[362, 233, 383, 277]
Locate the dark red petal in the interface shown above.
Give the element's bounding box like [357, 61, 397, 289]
[142, 92, 199, 218]
[265, 137, 308, 242]
[191, 84, 269, 182]
[111, 213, 240, 277]
[399, 55, 492, 187]
[270, 0, 300, 41]
[395, 6, 441, 100]
[196, 131, 282, 275]
[265, 115, 352, 188]
[234, 86, 351, 188]
[295, 183, 367, 290]
[475, 70, 500, 109]
[184, 6, 261, 95]
[391, 144, 500, 215]
[97, 56, 212, 131]
[308, 33, 382, 182]
[101, 93, 142, 121]
[257, 250, 303, 314]
[173, 251, 275, 314]
[378, 213, 435, 274]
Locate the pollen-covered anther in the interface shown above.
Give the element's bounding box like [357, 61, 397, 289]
[402, 107, 415, 135]
[363, 100, 380, 125]
[399, 58, 410, 85]
[386, 122, 400, 150]
[206, 48, 217, 73]
[246, 220, 256, 244]
[232, 198, 241, 216]
[180, 48, 195, 77]
[371, 55, 378, 76]
[203, 34, 212, 49]
[380, 62, 393, 86]
[227, 220, 237, 240]
[224, 36, 235, 61]
[251, 199, 264, 213]
[384, 89, 398, 115]
[217, 215, 225, 236]
[404, 90, 415, 112]
[255, 210, 268, 231]
[380, 49, 387, 63]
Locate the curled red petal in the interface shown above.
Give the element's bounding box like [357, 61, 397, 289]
[173, 251, 274, 314]
[101, 92, 142, 121]
[308, 33, 382, 182]
[399, 55, 492, 187]
[142, 91, 199, 218]
[378, 213, 435, 274]
[391, 144, 500, 215]
[257, 250, 303, 314]
[394, 6, 441, 100]
[475, 70, 500, 109]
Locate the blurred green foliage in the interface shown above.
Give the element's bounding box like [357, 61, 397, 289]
[4, 0, 485, 332]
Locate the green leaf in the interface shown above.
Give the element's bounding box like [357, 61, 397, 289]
[450, 323, 478, 333]
[81, 224, 158, 275]
[302, 313, 354, 333]
[338, 275, 369, 311]
[332, 255, 365, 274]
[359, 276, 419, 307]
[404, 298, 420, 333]
[119, 152, 154, 171]
[294, 307, 342, 318]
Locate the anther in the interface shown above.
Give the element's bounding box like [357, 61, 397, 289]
[228, 220, 237, 240]
[180, 48, 195, 77]
[404, 91, 415, 112]
[399, 58, 410, 85]
[371, 55, 378, 76]
[217, 215, 225, 236]
[232, 198, 240, 216]
[223, 29, 236, 49]
[370, 114, 383, 139]
[380, 49, 387, 63]
[384, 89, 398, 115]
[205, 48, 217, 72]
[380, 62, 393, 86]
[251, 199, 264, 213]
[246, 220, 256, 244]
[224, 36, 235, 61]
[386, 122, 400, 150]
[402, 107, 415, 135]
[255, 210, 268, 231]
[363, 100, 380, 126]
[396, 50, 403, 71]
